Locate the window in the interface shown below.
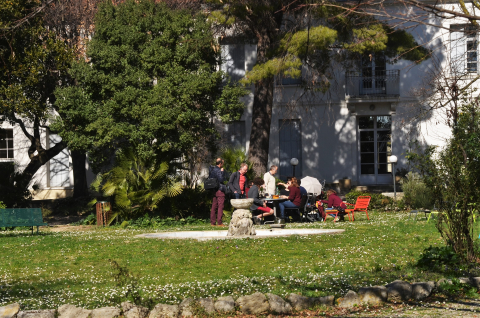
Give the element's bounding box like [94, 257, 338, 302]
[49, 133, 71, 187]
[224, 121, 246, 149]
[221, 44, 245, 83]
[361, 53, 386, 94]
[279, 120, 302, 180]
[0, 129, 14, 159]
[358, 116, 391, 175]
[451, 24, 479, 74]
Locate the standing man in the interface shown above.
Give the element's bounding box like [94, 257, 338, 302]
[263, 165, 277, 196]
[228, 163, 248, 199]
[209, 158, 226, 226]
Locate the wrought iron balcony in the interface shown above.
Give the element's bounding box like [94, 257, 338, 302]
[345, 70, 400, 98]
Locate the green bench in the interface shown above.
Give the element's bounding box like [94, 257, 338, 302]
[0, 208, 48, 234]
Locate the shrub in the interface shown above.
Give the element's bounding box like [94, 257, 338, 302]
[159, 187, 213, 219]
[345, 190, 392, 209]
[417, 245, 460, 269]
[126, 215, 206, 228]
[401, 172, 434, 209]
[50, 196, 95, 216]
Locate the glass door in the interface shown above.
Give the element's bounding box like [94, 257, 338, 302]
[361, 53, 386, 95]
[358, 116, 392, 184]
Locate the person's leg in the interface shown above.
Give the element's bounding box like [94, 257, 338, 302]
[233, 192, 240, 199]
[210, 195, 218, 225]
[282, 201, 300, 221]
[279, 201, 298, 219]
[278, 202, 286, 219]
[217, 191, 225, 225]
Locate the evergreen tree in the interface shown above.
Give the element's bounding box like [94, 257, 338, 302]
[53, 0, 246, 172]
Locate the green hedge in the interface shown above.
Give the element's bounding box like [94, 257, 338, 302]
[345, 190, 393, 209]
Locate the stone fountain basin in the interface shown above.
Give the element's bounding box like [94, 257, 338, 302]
[136, 228, 344, 241]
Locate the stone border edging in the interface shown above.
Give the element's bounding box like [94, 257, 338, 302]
[1, 276, 479, 317]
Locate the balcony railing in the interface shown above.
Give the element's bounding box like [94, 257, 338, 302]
[345, 70, 400, 98]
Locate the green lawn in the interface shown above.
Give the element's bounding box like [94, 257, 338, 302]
[0, 211, 451, 309]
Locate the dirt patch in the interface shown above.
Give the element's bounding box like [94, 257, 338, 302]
[44, 214, 84, 226]
[47, 225, 95, 232]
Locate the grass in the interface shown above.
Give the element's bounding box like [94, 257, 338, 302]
[0, 210, 468, 310]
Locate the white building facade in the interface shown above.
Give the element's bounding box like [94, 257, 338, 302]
[220, 2, 476, 187]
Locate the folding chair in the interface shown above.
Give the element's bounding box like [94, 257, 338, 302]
[345, 196, 371, 221]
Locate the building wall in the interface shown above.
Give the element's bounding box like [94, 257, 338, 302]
[220, 4, 466, 185]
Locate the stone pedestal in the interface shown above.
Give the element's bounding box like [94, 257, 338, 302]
[227, 199, 256, 236]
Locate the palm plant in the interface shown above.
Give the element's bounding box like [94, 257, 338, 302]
[91, 147, 183, 222]
[220, 146, 255, 180]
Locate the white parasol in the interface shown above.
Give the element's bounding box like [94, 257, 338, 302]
[300, 176, 323, 194]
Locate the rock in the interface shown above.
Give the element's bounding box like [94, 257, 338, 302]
[198, 298, 215, 314]
[287, 293, 313, 311]
[358, 286, 387, 305]
[179, 298, 194, 317]
[58, 304, 92, 318]
[149, 304, 178, 318]
[227, 199, 256, 236]
[459, 277, 471, 285]
[266, 293, 292, 314]
[316, 296, 335, 306]
[436, 278, 452, 290]
[337, 290, 360, 308]
[17, 310, 55, 318]
[0, 303, 20, 318]
[236, 292, 270, 314]
[121, 302, 135, 313]
[411, 282, 435, 301]
[386, 280, 412, 302]
[214, 296, 236, 313]
[121, 302, 149, 318]
[91, 307, 121, 318]
[470, 277, 480, 289]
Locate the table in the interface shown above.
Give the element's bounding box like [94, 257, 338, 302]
[261, 197, 288, 219]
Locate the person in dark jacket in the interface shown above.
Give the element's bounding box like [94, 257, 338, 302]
[248, 177, 274, 224]
[228, 163, 248, 199]
[321, 189, 347, 221]
[278, 177, 302, 220]
[209, 158, 227, 226]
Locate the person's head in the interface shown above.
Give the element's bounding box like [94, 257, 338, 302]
[216, 158, 224, 167]
[289, 177, 299, 187]
[248, 180, 254, 187]
[286, 176, 292, 182]
[326, 189, 337, 197]
[269, 165, 278, 174]
[239, 163, 248, 174]
[253, 177, 265, 187]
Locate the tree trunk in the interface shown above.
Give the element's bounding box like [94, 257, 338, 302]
[17, 141, 67, 191]
[248, 77, 274, 177]
[71, 150, 89, 198]
[248, 30, 274, 177]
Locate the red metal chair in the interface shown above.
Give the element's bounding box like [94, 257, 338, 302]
[345, 196, 371, 221]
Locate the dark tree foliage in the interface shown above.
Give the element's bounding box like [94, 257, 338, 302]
[53, 0, 246, 172]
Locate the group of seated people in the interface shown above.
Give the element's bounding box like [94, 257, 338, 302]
[245, 165, 347, 224]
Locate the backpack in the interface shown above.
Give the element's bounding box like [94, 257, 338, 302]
[204, 166, 220, 191]
[204, 177, 219, 191]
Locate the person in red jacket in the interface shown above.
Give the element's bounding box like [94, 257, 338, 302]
[320, 189, 347, 221]
[278, 177, 302, 220]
